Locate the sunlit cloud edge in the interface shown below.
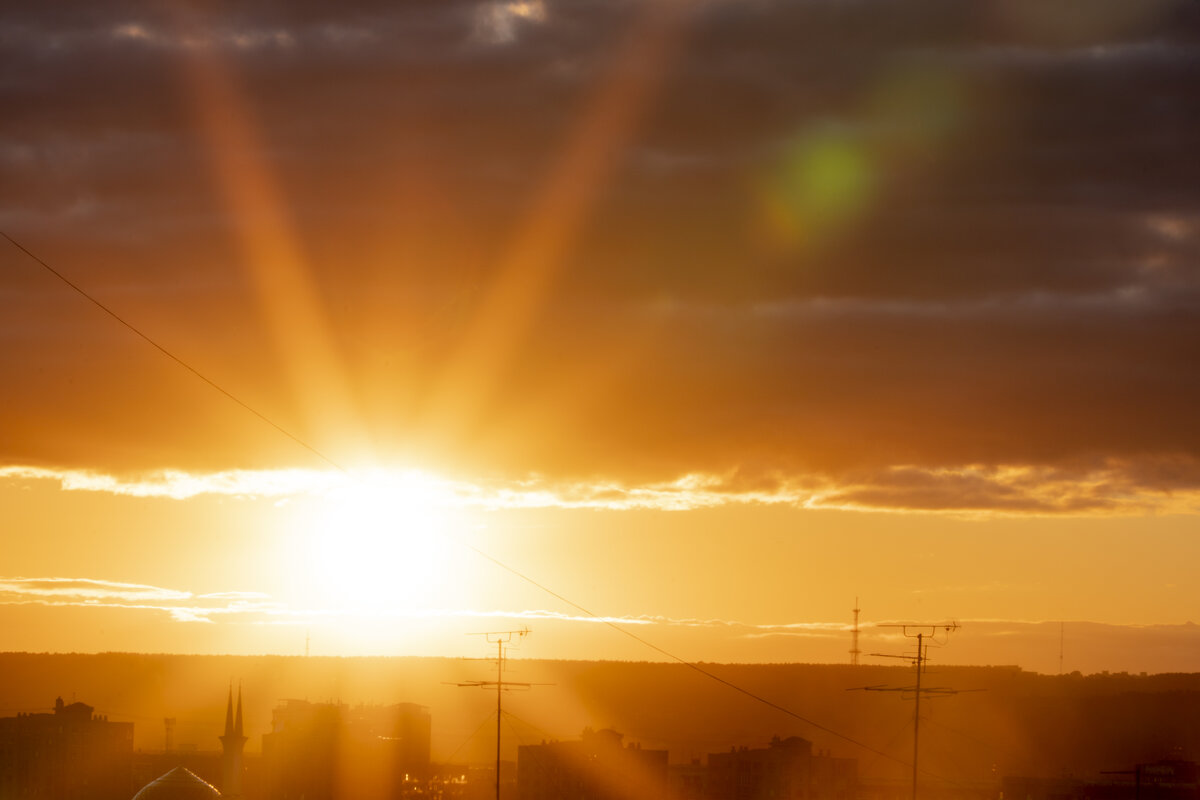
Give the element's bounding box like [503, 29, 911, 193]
[4, 462, 1199, 517]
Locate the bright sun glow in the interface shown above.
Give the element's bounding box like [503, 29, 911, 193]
[305, 470, 456, 613]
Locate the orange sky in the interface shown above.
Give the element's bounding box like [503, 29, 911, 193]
[1, 0, 1199, 673]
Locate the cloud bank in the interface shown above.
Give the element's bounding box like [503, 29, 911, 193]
[2, 0, 1199, 508]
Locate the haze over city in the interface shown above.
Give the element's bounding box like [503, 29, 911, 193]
[2, 0, 1199, 679]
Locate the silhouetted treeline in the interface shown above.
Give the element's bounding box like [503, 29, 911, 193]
[0, 653, 1195, 785]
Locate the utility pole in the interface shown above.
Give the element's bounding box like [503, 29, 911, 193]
[851, 622, 962, 800]
[910, 630, 926, 800]
[453, 629, 538, 800]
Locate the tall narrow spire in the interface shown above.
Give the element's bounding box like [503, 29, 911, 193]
[220, 684, 247, 800]
[234, 685, 244, 738]
[223, 685, 235, 737]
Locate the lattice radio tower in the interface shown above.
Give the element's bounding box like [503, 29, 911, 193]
[850, 598, 862, 665]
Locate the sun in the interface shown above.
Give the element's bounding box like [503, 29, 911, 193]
[304, 470, 456, 613]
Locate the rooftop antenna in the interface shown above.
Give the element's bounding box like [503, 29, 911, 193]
[850, 621, 963, 800]
[850, 598, 862, 666]
[452, 628, 545, 800]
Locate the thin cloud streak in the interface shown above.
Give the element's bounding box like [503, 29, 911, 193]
[0, 577, 192, 602]
[3, 577, 1195, 674]
[109, 21, 298, 52]
[1, 576, 1163, 635]
[0, 576, 876, 633]
[0, 576, 680, 627]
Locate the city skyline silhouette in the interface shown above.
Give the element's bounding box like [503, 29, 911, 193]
[1, 7, 1198, 790]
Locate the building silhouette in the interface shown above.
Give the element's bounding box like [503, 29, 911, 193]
[1003, 760, 1200, 800]
[0, 696, 133, 800]
[517, 727, 668, 800]
[132, 767, 223, 800]
[707, 736, 856, 800]
[261, 700, 431, 800]
[463, 761, 517, 800]
[131, 687, 262, 800]
[220, 687, 248, 799]
[669, 759, 707, 800]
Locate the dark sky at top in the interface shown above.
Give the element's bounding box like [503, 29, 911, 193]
[3, 0, 1199, 512]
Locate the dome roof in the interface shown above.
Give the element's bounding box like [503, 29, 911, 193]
[132, 767, 222, 800]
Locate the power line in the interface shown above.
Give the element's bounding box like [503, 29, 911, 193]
[858, 718, 916, 777]
[499, 711, 538, 749]
[467, 546, 936, 773]
[1, 230, 346, 472]
[499, 708, 559, 745]
[4, 231, 953, 784]
[441, 712, 500, 766]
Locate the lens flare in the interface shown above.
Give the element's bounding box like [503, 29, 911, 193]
[759, 131, 875, 251]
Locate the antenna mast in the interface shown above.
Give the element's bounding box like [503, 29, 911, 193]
[850, 598, 862, 666]
[453, 629, 536, 800]
[852, 621, 961, 800]
[1059, 622, 1064, 675]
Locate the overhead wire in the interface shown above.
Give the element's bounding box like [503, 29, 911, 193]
[498, 710, 539, 749]
[467, 546, 938, 774]
[858, 717, 914, 777]
[3, 230, 954, 783]
[498, 708, 559, 745]
[441, 712, 500, 766]
[0, 230, 345, 473]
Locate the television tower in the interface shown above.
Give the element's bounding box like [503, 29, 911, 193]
[850, 598, 862, 665]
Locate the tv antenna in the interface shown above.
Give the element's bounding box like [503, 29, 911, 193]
[849, 622, 963, 800]
[451, 628, 546, 800]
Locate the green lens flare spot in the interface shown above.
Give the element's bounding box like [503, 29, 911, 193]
[761, 132, 875, 248]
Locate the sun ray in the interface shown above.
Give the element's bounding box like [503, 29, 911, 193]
[170, 7, 370, 464]
[421, 1, 694, 452]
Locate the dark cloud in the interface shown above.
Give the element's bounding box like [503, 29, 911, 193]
[2, 0, 1199, 506]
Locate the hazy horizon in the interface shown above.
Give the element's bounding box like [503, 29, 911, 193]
[3, 652, 1197, 777]
[1, 616, 1198, 677]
